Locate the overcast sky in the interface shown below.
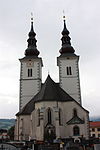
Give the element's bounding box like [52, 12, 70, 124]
[0, 0, 100, 118]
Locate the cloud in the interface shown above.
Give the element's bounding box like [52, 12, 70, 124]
[0, 0, 100, 118]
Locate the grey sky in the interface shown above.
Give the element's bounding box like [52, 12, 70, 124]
[0, 0, 100, 118]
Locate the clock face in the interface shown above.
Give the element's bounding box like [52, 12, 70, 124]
[26, 60, 33, 67]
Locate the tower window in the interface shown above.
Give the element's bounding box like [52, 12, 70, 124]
[66, 66, 72, 75]
[28, 69, 32, 77]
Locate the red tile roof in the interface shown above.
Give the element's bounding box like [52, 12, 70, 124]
[90, 121, 100, 128]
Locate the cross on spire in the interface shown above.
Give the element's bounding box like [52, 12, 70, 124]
[63, 10, 66, 20]
[31, 12, 34, 31]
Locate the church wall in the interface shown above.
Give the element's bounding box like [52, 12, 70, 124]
[35, 101, 58, 128]
[67, 124, 86, 139]
[14, 117, 19, 140]
[22, 115, 31, 140]
[15, 115, 31, 141]
[34, 101, 57, 140]
[15, 100, 89, 141]
[20, 80, 40, 107]
[31, 109, 44, 141]
[33, 101, 89, 141]
[58, 101, 89, 139]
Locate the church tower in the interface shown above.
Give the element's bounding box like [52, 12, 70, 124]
[57, 17, 81, 104]
[19, 18, 43, 110]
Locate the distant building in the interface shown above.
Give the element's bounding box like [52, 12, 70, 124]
[90, 121, 100, 138]
[14, 17, 89, 142]
[0, 129, 9, 140]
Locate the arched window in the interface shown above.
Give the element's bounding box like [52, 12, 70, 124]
[66, 66, 72, 75]
[59, 108, 62, 125]
[37, 109, 40, 126]
[28, 68, 32, 77]
[73, 108, 77, 116]
[73, 126, 80, 136]
[47, 108, 52, 124]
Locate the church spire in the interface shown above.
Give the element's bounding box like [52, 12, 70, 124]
[25, 14, 40, 56]
[59, 15, 75, 54]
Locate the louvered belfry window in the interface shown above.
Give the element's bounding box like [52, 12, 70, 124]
[28, 68, 32, 77]
[66, 66, 72, 75]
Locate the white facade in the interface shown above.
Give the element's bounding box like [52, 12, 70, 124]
[57, 55, 81, 104]
[15, 101, 89, 141]
[19, 57, 43, 110]
[34, 101, 89, 140]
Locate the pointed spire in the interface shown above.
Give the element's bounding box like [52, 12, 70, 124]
[25, 13, 40, 57]
[59, 15, 75, 55]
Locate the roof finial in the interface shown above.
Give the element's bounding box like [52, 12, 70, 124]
[48, 70, 50, 75]
[63, 10, 66, 21]
[31, 12, 33, 21]
[63, 10, 67, 29]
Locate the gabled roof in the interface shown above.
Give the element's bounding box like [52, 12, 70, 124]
[67, 116, 84, 125]
[16, 75, 74, 116]
[16, 99, 35, 116]
[33, 75, 75, 102]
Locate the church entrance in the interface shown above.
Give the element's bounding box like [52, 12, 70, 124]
[44, 124, 56, 143]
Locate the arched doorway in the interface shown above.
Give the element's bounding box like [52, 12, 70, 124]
[73, 126, 80, 136]
[44, 124, 56, 143]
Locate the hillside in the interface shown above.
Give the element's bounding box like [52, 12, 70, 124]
[0, 117, 100, 130]
[0, 119, 15, 130]
[90, 116, 100, 121]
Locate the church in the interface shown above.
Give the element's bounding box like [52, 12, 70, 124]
[14, 16, 89, 142]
